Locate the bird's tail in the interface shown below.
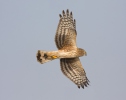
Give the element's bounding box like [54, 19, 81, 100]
[36, 50, 53, 64]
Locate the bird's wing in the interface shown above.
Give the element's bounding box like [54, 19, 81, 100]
[55, 9, 77, 49]
[60, 58, 89, 89]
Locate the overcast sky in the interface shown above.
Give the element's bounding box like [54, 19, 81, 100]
[0, 0, 126, 100]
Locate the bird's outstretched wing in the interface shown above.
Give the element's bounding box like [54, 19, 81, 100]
[60, 58, 89, 88]
[55, 9, 77, 49]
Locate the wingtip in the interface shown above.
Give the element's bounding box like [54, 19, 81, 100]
[81, 85, 84, 89]
[74, 19, 76, 22]
[62, 10, 65, 14]
[66, 9, 69, 13]
[59, 14, 62, 18]
[70, 11, 72, 16]
[84, 83, 87, 87]
[78, 86, 80, 89]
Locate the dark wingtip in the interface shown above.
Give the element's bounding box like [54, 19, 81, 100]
[74, 19, 76, 22]
[78, 86, 80, 89]
[67, 9, 69, 13]
[87, 78, 90, 82]
[70, 11, 72, 16]
[59, 14, 62, 18]
[81, 85, 84, 89]
[62, 10, 65, 15]
[87, 82, 89, 85]
[84, 83, 87, 87]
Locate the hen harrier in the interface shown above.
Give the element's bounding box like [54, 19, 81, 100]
[36, 9, 89, 89]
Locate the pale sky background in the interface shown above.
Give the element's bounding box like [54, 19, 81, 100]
[0, 0, 126, 100]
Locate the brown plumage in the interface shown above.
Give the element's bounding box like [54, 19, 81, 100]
[36, 9, 89, 89]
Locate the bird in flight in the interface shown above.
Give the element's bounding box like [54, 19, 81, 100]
[36, 9, 89, 89]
